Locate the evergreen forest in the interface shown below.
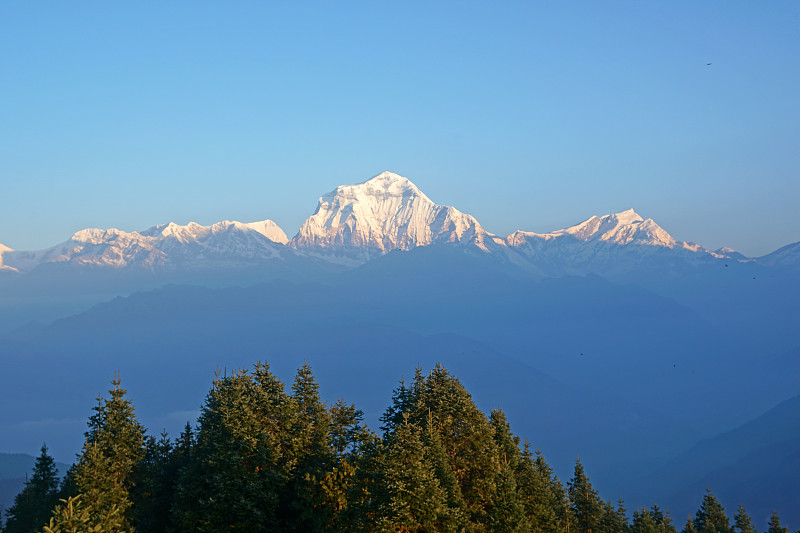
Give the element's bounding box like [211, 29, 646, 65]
[1, 363, 794, 533]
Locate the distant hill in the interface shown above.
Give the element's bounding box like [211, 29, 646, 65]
[634, 395, 800, 528]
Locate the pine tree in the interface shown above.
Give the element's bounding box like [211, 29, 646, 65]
[172, 363, 296, 531]
[733, 505, 756, 533]
[516, 443, 567, 532]
[3, 444, 61, 533]
[404, 364, 500, 527]
[632, 506, 658, 533]
[70, 375, 145, 533]
[684, 515, 699, 533]
[43, 495, 124, 533]
[767, 512, 788, 533]
[374, 420, 451, 532]
[569, 458, 603, 533]
[693, 490, 732, 533]
[284, 363, 336, 531]
[599, 499, 627, 533]
[132, 432, 177, 533]
[421, 414, 467, 531]
[487, 409, 529, 532]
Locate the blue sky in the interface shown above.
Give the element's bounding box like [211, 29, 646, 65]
[1, 1, 797, 256]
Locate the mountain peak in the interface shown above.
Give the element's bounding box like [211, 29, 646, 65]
[610, 208, 644, 225]
[291, 171, 495, 261]
[320, 171, 431, 207]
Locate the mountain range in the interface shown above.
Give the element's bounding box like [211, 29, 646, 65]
[0, 171, 798, 525]
[4, 171, 793, 279]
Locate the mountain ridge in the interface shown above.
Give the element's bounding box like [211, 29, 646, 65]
[0, 171, 793, 276]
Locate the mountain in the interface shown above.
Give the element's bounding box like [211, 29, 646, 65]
[757, 240, 800, 268]
[504, 208, 738, 279]
[290, 171, 506, 263]
[0, 219, 290, 274]
[634, 395, 800, 529]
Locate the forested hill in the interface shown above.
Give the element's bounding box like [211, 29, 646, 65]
[2, 364, 793, 533]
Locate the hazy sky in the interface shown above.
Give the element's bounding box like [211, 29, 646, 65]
[1, 2, 798, 257]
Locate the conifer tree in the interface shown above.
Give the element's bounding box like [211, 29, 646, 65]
[488, 457, 530, 532]
[599, 499, 627, 533]
[133, 432, 177, 533]
[172, 363, 296, 531]
[67, 375, 145, 533]
[733, 505, 756, 533]
[374, 420, 451, 532]
[421, 413, 467, 530]
[767, 512, 787, 533]
[3, 444, 60, 533]
[43, 496, 124, 533]
[487, 410, 529, 532]
[632, 506, 659, 533]
[516, 443, 567, 532]
[569, 458, 603, 533]
[405, 364, 500, 527]
[285, 363, 337, 531]
[684, 515, 699, 533]
[693, 490, 732, 533]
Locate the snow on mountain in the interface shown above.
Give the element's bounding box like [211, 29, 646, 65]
[757, 241, 800, 268]
[506, 209, 717, 253]
[290, 171, 505, 262]
[1, 219, 290, 273]
[0, 243, 18, 272]
[503, 209, 732, 277]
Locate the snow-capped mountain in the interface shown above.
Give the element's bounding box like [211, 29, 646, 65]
[757, 241, 800, 268]
[290, 171, 505, 262]
[0, 219, 290, 273]
[506, 209, 705, 251]
[1, 170, 792, 282]
[503, 209, 736, 277]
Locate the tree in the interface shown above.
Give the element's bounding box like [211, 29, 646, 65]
[733, 505, 756, 533]
[568, 458, 603, 533]
[516, 443, 568, 532]
[633, 505, 676, 533]
[43, 496, 123, 533]
[767, 512, 787, 533]
[374, 421, 451, 532]
[487, 410, 529, 532]
[693, 490, 732, 533]
[69, 375, 145, 533]
[599, 499, 627, 533]
[3, 444, 61, 533]
[402, 364, 500, 527]
[172, 363, 297, 531]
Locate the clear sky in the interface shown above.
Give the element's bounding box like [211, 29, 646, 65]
[1, 1, 798, 257]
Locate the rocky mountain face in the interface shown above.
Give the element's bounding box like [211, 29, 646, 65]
[290, 171, 505, 263]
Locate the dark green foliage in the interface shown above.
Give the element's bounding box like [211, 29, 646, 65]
[516, 443, 567, 532]
[43, 495, 123, 533]
[69, 375, 145, 533]
[768, 512, 788, 533]
[132, 431, 181, 533]
[375, 421, 452, 531]
[172, 363, 296, 531]
[3, 444, 60, 533]
[599, 499, 627, 533]
[21, 363, 795, 533]
[569, 458, 604, 533]
[734, 505, 756, 533]
[487, 410, 529, 532]
[693, 490, 733, 533]
[632, 505, 677, 533]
